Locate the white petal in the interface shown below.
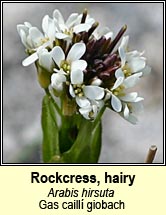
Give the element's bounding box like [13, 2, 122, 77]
[120, 35, 129, 50]
[26, 35, 34, 48]
[115, 68, 124, 79]
[95, 100, 104, 110]
[79, 107, 91, 119]
[53, 9, 64, 25]
[17, 25, 33, 48]
[91, 105, 98, 118]
[38, 50, 53, 71]
[71, 60, 87, 71]
[123, 104, 130, 118]
[41, 40, 52, 49]
[67, 43, 86, 62]
[19, 29, 29, 48]
[118, 46, 126, 67]
[75, 14, 83, 24]
[95, 27, 113, 39]
[118, 36, 129, 67]
[111, 94, 122, 112]
[84, 86, 104, 100]
[105, 32, 114, 39]
[51, 73, 66, 91]
[42, 15, 49, 34]
[119, 112, 138, 124]
[66, 13, 78, 28]
[140, 65, 151, 76]
[126, 114, 138, 124]
[95, 26, 110, 38]
[123, 72, 142, 88]
[59, 23, 68, 32]
[55, 32, 70, 39]
[76, 97, 91, 108]
[128, 57, 146, 73]
[51, 73, 66, 85]
[69, 84, 75, 97]
[120, 92, 138, 102]
[111, 76, 124, 90]
[47, 24, 56, 41]
[104, 91, 111, 101]
[42, 15, 56, 39]
[132, 101, 144, 113]
[126, 50, 141, 59]
[54, 68, 66, 76]
[73, 23, 91, 34]
[134, 97, 144, 102]
[52, 46, 65, 68]
[71, 69, 84, 84]
[24, 22, 32, 28]
[91, 78, 102, 86]
[85, 15, 95, 25]
[29, 27, 44, 45]
[17, 24, 28, 35]
[22, 52, 38, 66]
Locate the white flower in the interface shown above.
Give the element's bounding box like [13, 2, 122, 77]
[118, 36, 147, 76]
[52, 42, 87, 69]
[120, 96, 144, 124]
[51, 41, 104, 119]
[108, 68, 142, 113]
[69, 69, 104, 111]
[51, 42, 87, 92]
[104, 66, 145, 124]
[79, 100, 104, 120]
[17, 22, 38, 50]
[19, 27, 50, 66]
[53, 9, 95, 40]
[17, 16, 57, 66]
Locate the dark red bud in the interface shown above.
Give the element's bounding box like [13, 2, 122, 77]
[103, 53, 117, 68]
[81, 9, 88, 23]
[108, 25, 127, 53]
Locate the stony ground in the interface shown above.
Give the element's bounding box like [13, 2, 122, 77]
[3, 2, 163, 163]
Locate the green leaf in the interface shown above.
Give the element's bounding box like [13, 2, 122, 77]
[41, 95, 60, 162]
[62, 119, 102, 163]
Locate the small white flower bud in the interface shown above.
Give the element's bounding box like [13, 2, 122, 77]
[91, 78, 102, 86]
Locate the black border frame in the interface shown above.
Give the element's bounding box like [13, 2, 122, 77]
[1, 1, 165, 166]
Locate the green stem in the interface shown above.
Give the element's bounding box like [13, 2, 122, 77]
[45, 88, 62, 117]
[93, 105, 106, 128]
[42, 95, 61, 162]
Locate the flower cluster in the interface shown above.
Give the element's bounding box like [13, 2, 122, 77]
[17, 9, 150, 124]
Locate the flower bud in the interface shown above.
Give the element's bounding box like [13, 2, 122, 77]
[91, 78, 102, 86]
[62, 94, 76, 116]
[36, 64, 51, 89]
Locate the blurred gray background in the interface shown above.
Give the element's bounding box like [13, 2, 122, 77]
[3, 2, 164, 163]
